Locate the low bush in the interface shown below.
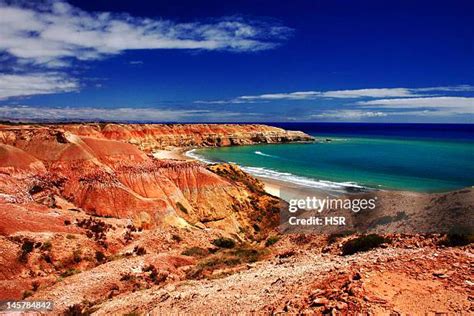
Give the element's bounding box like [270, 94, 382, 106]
[265, 236, 280, 247]
[441, 231, 474, 247]
[187, 246, 267, 279]
[18, 239, 35, 263]
[171, 234, 182, 242]
[341, 234, 390, 255]
[212, 237, 236, 249]
[95, 251, 106, 263]
[181, 247, 208, 257]
[133, 246, 146, 256]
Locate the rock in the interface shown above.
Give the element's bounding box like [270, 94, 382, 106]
[433, 271, 449, 279]
[311, 298, 329, 306]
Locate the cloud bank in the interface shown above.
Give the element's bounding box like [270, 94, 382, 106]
[358, 97, 474, 115]
[0, 0, 292, 68]
[196, 86, 474, 103]
[0, 73, 78, 100]
[0, 0, 292, 100]
[0, 105, 257, 122]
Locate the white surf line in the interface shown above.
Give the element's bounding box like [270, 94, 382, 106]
[186, 149, 366, 195]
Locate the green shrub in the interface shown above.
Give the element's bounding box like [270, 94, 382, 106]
[441, 230, 474, 247]
[341, 234, 390, 255]
[265, 236, 280, 247]
[171, 234, 182, 242]
[212, 237, 236, 249]
[19, 239, 35, 263]
[95, 251, 106, 263]
[133, 246, 146, 256]
[231, 248, 262, 263]
[181, 247, 208, 257]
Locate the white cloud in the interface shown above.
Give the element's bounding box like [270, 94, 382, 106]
[312, 110, 387, 120]
[358, 97, 474, 115]
[415, 85, 474, 92]
[0, 1, 292, 68]
[320, 88, 416, 98]
[0, 105, 258, 122]
[196, 85, 474, 104]
[0, 73, 78, 100]
[239, 91, 322, 100]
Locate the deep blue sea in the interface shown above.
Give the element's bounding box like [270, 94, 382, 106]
[190, 123, 474, 193]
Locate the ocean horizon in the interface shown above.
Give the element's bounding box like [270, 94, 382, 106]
[190, 122, 474, 193]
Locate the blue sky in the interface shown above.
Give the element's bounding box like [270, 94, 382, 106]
[0, 0, 473, 122]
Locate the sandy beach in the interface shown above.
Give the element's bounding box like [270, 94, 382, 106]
[152, 147, 191, 160]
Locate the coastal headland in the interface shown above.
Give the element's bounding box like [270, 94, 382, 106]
[0, 123, 472, 314]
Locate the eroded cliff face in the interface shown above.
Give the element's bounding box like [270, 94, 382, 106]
[58, 123, 314, 151]
[0, 124, 285, 234]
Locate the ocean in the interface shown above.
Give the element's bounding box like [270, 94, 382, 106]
[189, 123, 474, 193]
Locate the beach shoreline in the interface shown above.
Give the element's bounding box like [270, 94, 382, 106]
[152, 147, 340, 200]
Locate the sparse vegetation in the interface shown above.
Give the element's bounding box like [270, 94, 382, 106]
[133, 246, 146, 256]
[76, 217, 111, 248]
[143, 264, 168, 284]
[95, 251, 106, 263]
[61, 268, 81, 278]
[186, 246, 267, 279]
[171, 234, 182, 242]
[32, 281, 40, 291]
[22, 290, 33, 299]
[18, 239, 35, 263]
[212, 237, 236, 249]
[341, 234, 390, 255]
[182, 247, 209, 257]
[265, 236, 280, 247]
[440, 227, 474, 247]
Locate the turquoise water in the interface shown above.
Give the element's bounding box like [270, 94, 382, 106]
[191, 135, 474, 193]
